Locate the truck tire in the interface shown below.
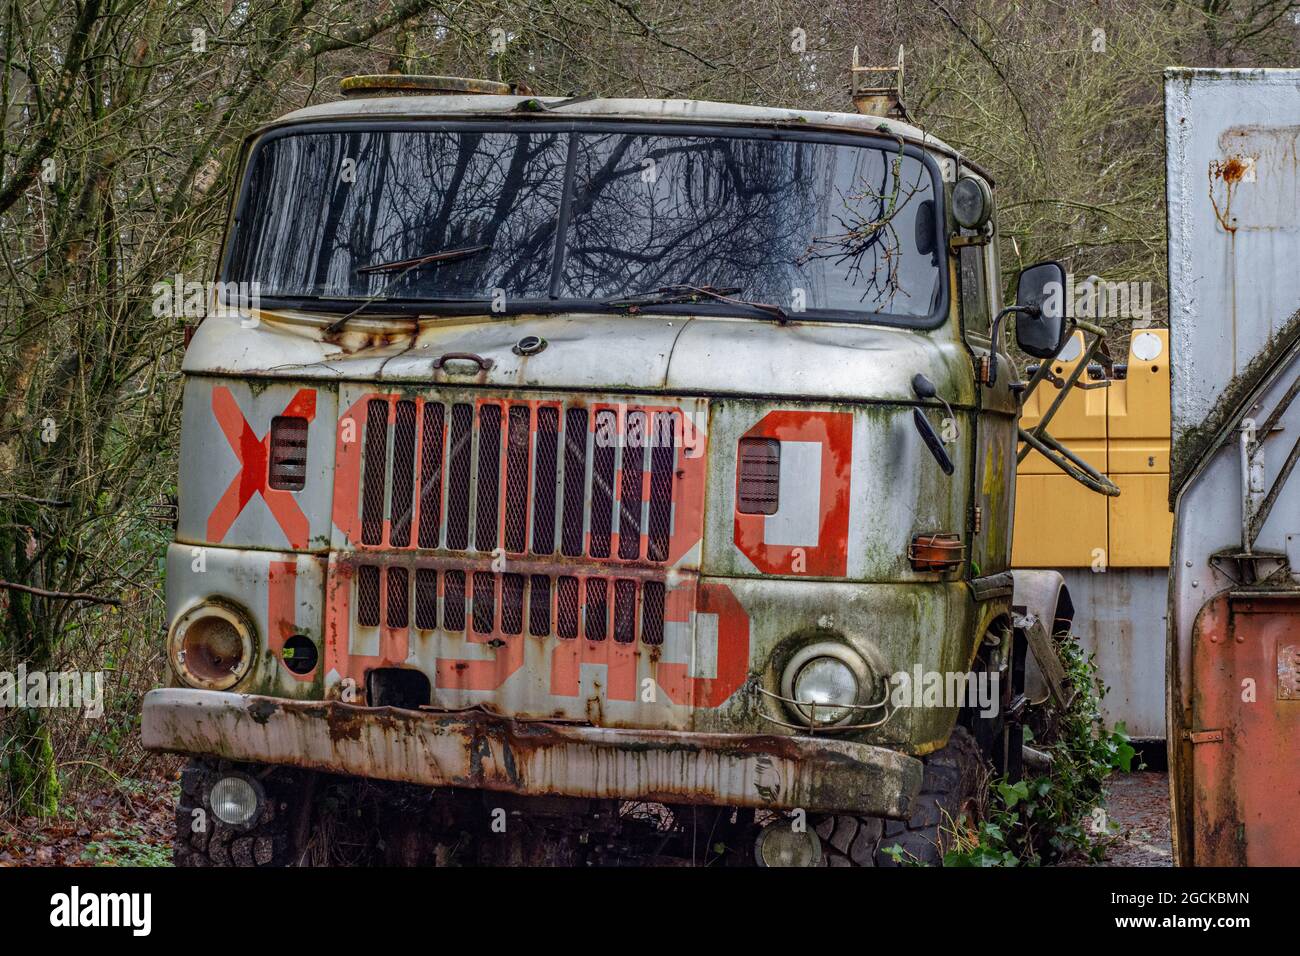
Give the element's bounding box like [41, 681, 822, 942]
[815, 726, 984, 867]
[174, 759, 294, 867]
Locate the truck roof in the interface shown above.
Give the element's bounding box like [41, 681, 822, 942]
[263, 94, 977, 179]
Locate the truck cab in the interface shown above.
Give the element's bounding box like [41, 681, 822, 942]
[143, 75, 1080, 866]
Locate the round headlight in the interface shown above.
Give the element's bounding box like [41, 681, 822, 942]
[168, 601, 254, 690]
[779, 642, 876, 727]
[793, 657, 859, 724]
[754, 823, 822, 867]
[952, 176, 993, 230]
[209, 775, 260, 826]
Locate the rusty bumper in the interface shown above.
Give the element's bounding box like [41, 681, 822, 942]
[142, 689, 923, 817]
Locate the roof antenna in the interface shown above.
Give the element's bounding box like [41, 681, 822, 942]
[850, 45, 909, 121]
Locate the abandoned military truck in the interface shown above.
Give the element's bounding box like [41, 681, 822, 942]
[142, 73, 1100, 866]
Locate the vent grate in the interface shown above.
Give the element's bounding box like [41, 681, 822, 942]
[352, 396, 685, 563]
[737, 437, 780, 515]
[353, 564, 667, 648]
[268, 416, 309, 491]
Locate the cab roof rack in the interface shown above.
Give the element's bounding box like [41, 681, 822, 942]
[850, 46, 909, 121]
[340, 74, 532, 98]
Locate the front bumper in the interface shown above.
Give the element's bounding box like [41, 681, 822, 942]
[142, 688, 923, 817]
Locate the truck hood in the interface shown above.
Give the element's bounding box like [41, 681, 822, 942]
[183, 309, 976, 407]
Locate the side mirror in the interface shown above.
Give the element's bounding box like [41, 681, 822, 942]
[1014, 261, 1069, 359]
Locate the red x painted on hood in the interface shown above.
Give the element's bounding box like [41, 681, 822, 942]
[207, 387, 316, 549]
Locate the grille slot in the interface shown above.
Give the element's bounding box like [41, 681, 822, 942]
[618, 412, 646, 559]
[502, 572, 525, 635]
[361, 400, 390, 545]
[529, 574, 551, 636]
[386, 566, 409, 629]
[561, 408, 589, 557]
[503, 406, 531, 553]
[589, 410, 617, 558]
[414, 568, 438, 629]
[446, 405, 473, 550]
[443, 569, 466, 631]
[389, 401, 417, 547]
[532, 407, 560, 554]
[641, 580, 665, 645]
[556, 575, 580, 638]
[475, 405, 502, 551]
[647, 413, 677, 561]
[614, 578, 637, 643]
[584, 577, 608, 641]
[472, 571, 496, 634]
[417, 403, 445, 548]
[357, 565, 380, 627]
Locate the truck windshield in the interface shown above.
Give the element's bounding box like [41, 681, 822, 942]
[225, 122, 944, 323]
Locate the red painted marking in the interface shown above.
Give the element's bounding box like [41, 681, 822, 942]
[268, 560, 314, 682]
[434, 570, 526, 691]
[550, 637, 639, 701]
[323, 560, 416, 690]
[733, 410, 852, 577]
[207, 386, 316, 548]
[332, 394, 366, 546]
[657, 580, 750, 708]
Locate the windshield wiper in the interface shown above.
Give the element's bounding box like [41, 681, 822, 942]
[603, 284, 788, 323]
[355, 243, 491, 275]
[323, 245, 493, 333]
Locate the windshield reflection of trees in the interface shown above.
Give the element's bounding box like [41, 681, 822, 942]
[235, 129, 937, 317]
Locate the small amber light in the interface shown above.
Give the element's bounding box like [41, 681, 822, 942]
[908, 533, 964, 572]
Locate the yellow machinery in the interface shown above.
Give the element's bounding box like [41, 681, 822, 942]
[1012, 328, 1172, 741]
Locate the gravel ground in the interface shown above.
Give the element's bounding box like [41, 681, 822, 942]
[1096, 771, 1172, 866]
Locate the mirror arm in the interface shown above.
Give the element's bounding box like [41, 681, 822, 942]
[986, 305, 1038, 386]
[1016, 322, 1106, 464]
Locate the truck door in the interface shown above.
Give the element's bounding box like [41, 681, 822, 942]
[959, 222, 1017, 576]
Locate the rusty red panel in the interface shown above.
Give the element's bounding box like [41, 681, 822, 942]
[1191, 592, 1300, 865]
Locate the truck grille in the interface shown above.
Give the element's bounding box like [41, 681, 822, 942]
[356, 396, 683, 563]
[354, 562, 666, 645]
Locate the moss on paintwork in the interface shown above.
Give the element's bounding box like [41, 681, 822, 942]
[1170, 307, 1300, 502]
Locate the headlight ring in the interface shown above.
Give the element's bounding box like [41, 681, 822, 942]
[168, 599, 255, 691]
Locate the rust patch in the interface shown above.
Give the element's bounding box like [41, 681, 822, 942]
[322, 705, 368, 742]
[247, 697, 279, 725]
[1208, 155, 1251, 234]
[1214, 155, 1252, 184]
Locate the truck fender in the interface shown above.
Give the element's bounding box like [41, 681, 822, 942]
[1010, 570, 1076, 711]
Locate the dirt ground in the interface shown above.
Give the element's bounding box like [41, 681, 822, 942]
[1095, 771, 1172, 867]
[0, 767, 177, 867]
